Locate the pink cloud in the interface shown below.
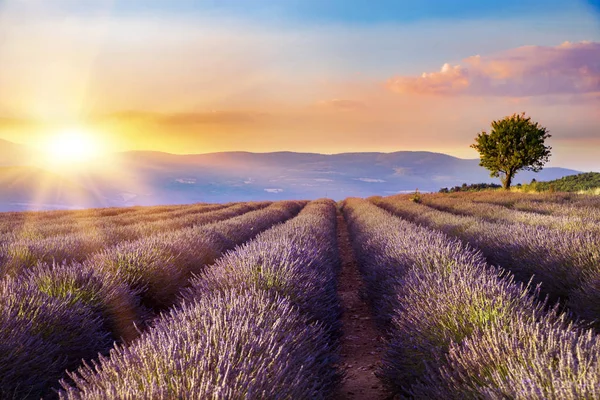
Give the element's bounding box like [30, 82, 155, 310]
[387, 41, 600, 97]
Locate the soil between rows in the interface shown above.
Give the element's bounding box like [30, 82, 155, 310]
[334, 211, 391, 400]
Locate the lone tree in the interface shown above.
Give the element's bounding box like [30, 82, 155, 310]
[471, 112, 552, 190]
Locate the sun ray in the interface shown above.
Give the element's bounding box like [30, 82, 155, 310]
[43, 129, 105, 166]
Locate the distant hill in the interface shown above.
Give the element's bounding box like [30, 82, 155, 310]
[97, 150, 578, 202]
[0, 138, 584, 210]
[523, 172, 600, 192]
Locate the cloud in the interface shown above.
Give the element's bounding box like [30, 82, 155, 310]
[388, 63, 470, 95]
[393, 167, 412, 176]
[355, 178, 386, 183]
[316, 99, 368, 111]
[264, 188, 284, 193]
[387, 41, 600, 97]
[175, 178, 196, 184]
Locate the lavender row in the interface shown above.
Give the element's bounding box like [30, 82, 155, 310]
[373, 196, 600, 326]
[87, 202, 230, 228]
[0, 203, 173, 235]
[421, 194, 600, 233]
[0, 266, 130, 399]
[88, 200, 305, 310]
[187, 199, 340, 334]
[0, 201, 303, 399]
[471, 190, 600, 208]
[0, 200, 212, 226]
[0, 201, 269, 277]
[510, 199, 600, 221]
[343, 198, 599, 398]
[0, 204, 140, 229]
[0, 202, 237, 273]
[0, 202, 232, 243]
[466, 191, 600, 220]
[0, 202, 224, 244]
[59, 200, 341, 399]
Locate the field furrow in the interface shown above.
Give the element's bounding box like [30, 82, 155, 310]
[334, 209, 388, 400]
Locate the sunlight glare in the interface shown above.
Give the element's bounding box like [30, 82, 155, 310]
[45, 129, 105, 165]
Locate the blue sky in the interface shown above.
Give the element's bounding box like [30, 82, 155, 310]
[106, 0, 593, 21]
[28, 0, 600, 23]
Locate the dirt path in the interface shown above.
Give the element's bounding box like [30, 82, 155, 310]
[335, 211, 391, 400]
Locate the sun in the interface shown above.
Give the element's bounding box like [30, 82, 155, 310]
[44, 129, 104, 165]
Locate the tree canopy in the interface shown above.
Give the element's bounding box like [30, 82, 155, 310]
[471, 113, 552, 190]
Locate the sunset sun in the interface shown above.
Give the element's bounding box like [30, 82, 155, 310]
[45, 130, 104, 165]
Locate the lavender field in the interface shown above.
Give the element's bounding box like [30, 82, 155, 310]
[1, 193, 599, 399]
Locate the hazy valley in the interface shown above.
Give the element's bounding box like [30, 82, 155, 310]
[0, 139, 580, 211]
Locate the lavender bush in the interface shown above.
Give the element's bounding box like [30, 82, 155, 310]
[60, 200, 341, 399]
[0, 231, 106, 277]
[465, 191, 600, 219]
[373, 196, 600, 326]
[186, 199, 341, 333]
[60, 288, 336, 400]
[342, 198, 599, 398]
[1, 200, 303, 399]
[0, 276, 111, 399]
[85, 201, 303, 310]
[112, 201, 268, 238]
[24, 262, 142, 342]
[411, 308, 600, 399]
[421, 194, 600, 233]
[0, 202, 268, 278]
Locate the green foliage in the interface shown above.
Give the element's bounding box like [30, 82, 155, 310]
[439, 183, 502, 193]
[35, 275, 100, 307]
[409, 189, 422, 203]
[521, 172, 600, 193]
[471, 113, 551, 190]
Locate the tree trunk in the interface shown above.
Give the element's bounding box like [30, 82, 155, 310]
[502, 171, 514, 190]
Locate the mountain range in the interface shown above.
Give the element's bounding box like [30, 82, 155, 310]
[0, 139, 580, 211]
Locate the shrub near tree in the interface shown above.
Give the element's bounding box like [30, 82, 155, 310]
[471, 113, 552, 190]
[439, 183, 502, 193]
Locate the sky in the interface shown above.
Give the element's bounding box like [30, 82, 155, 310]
[0, 0, 599, 171]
